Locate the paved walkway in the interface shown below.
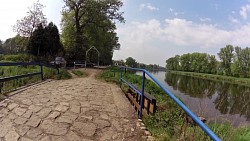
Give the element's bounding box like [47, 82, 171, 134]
[0, 69, 147, 141]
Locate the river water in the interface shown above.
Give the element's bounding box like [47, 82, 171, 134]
[137, 71, 250, 127]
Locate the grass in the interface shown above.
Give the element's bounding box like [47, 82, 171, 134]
[168, 70, 250, 86]
[98, 66, 250, 141]
[72, 70, 86, 77]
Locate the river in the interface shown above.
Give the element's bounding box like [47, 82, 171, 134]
[137, 71, 250, 127]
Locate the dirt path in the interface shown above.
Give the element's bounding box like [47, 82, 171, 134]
[0, 69, 148, 141]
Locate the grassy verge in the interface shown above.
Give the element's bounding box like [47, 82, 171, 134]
[168, 70, 250, 86]
[72, 70, 87, 77]
[98, 67, 250, 141]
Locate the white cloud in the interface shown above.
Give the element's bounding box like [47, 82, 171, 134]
[168, 8, 184, 16]
[114, 18, 250, 66]
[169, 8, 174, 12]
[239, 4, 250, 20]
[139, 3, 159, 11]
[200, 18, 211, 22]
[229, 16, 239, 23]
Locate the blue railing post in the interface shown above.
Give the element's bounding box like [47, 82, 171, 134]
[40, 62, 44, 80]
[139, 71, 146, 118]
[120, 67, 123, 88]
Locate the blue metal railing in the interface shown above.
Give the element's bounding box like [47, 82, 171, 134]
[0, 62, 59, 81]
[119, 66, 221, 141]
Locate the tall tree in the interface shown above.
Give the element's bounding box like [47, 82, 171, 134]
[13, 0, 47, 37]
[218, 45, 234, 76]
[61, 0, 124, 63]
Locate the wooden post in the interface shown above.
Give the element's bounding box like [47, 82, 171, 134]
[40, 62, 44, 80]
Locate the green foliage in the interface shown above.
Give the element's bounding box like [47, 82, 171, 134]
[72, 70, 86, 77]
[1, 54, 37, 62]
[166, 53, 217, 74]
[1, 35, 29, 54]
[218, 45, 234, 76]
[125, 57, 137, 67]
[28, 22, 63, 57]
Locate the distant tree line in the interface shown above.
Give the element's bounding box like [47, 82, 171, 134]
[113, 57, 165, 71]
[166, 45, 250, 78]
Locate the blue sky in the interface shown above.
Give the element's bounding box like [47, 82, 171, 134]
[1, 0, 250, 66]
[113, 0, 250, 66]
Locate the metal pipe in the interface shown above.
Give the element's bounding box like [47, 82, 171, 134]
[139, 71, 145, 118]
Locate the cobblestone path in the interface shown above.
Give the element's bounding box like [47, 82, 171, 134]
[0, 69, 146, 141]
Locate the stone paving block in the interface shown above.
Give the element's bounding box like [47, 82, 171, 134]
[60, 102, 69, 107]
[26, 128, 43, 139]
[14, 117, 28, 125]
[0, 114, 5, 118]
[93, 119, 111, 129]
[71, 122, 96, 137]
[22, 110, 33, 118]
[47, 111, 61, 119]
[4, 131, 19, 141]
[16, 126, 30, 136]
[55, 105, 69, 112]
[55, 112, 78, 124]
[40, 120, 69, 136]
[20, 137, 33, 141]
[40, 98, 50, 103]
[37, 108, 52, 118]
[51, 136, 67, 141]
[7, 103, 18, 110]
[70, 105, 81, 114]
[39, 136, 51, 141]
[21, 99, 32, 105]
[28, 105, 42, 113]
[26, 115, 41, 127]
[78, 115, 93, 122]
[66, 131, 81, 141]
[13, 107, 27, 116]
[0, 109, 9, 115]
[0, 127, 9, 138]
[6, 113, 18, 120]
[80, 102, 90, 107]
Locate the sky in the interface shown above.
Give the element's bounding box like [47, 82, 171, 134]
[1, 0, 250, 66]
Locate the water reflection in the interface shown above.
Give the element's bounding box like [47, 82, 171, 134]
[164, 72, 250, 125]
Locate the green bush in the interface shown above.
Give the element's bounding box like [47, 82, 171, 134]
[3, 54, 37, 62]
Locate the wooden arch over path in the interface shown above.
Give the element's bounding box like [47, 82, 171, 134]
[85, 46, 100, 68]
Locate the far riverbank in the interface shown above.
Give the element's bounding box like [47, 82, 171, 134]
[167, 70, 250, 86]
